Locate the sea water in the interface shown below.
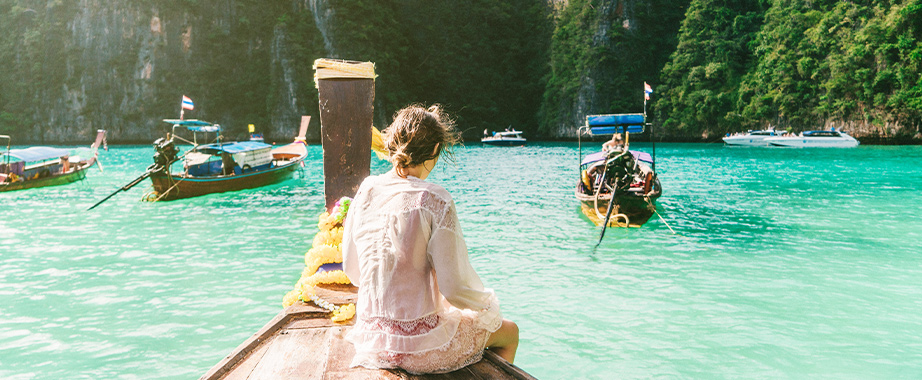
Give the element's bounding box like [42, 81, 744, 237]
[1, 143, 920, 379]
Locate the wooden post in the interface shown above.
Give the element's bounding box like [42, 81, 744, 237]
[314, 59, 377, 211]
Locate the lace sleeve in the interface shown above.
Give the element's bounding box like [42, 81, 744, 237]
[424, 192, 502, 328]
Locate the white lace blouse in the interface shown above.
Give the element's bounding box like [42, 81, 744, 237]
[342, 172, 502, 359]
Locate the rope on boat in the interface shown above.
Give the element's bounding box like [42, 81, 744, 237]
[149, 176, 185, 202]
[653, 206, 676, 235]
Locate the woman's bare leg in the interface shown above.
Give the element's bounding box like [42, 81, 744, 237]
[486, 319, 519, 363]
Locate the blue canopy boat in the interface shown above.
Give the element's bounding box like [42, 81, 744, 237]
[0, 130, 107, 192]
[145, 117, 310, 201]
[575, 113, 661, 227]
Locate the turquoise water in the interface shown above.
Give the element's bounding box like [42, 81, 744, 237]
[2, 143, 921, 379]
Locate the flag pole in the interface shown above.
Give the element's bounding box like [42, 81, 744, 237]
[645, 83, 655, 172]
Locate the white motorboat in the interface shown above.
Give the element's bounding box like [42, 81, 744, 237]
[482, 129, 526, 146]
[722, 129, 782, 146]
[764, 130, 859, 148]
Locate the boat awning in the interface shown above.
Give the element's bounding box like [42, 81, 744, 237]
[581, 150, 653, 166]
[163, 119, 222, 132]
[2, 147, 70, 162]
[197, 141, 272, 155]
[586, 114, 645, 134]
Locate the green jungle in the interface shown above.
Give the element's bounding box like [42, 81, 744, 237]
[1, 0, 920, 143]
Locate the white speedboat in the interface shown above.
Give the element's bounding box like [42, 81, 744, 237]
[722, 129, 781, 146]
[482, 129, 526, 146]
[764, 130, 859, 148]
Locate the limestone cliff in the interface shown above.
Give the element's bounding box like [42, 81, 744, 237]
[1, 0, 326, 144]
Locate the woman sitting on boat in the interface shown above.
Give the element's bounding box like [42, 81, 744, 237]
[342, 104, 519, 374]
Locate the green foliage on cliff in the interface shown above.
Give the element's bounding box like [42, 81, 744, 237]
[540, 0, 688, 137]
[658, 0, 922, 136]
[656, 0, 765, 135]
[329, 0, 552, 137]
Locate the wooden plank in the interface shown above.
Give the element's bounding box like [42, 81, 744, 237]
[323, 326, 357, 374]
[323, 326, 405, 379]
[221, 339, 272, 380]
[200, 311, 293, 380]
[481, 351, 537, 380]
[200, 305, 330, 380]
[317, 77, 375, 211]
[246, 328, 330, 380]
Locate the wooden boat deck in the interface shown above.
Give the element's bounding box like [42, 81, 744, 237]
[201, 285, 536, 380]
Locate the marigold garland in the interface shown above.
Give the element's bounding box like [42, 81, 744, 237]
[282, 196, 356, 323]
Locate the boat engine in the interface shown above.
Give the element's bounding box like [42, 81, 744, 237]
[601, 152, 635, 192]
[152, 137, 179, 168]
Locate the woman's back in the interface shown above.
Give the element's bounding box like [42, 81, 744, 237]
[344, 172, 461, 321]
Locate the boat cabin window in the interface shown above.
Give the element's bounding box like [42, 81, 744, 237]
[804, 131, 840, 137]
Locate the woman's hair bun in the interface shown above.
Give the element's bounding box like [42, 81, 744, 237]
[384, 104, 459, 169]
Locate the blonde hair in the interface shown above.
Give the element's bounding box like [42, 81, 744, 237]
[384, 104, 460, 169]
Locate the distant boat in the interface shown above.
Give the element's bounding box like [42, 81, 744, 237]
[0, 130, 107, 192]
[576, 113, 662, 227]
[722, 129, 782, 146]
[144, 117, 310, 201]
[248, 123, 264, 142]
[764, 130, 859, 148]
[482, 129, 526, 146]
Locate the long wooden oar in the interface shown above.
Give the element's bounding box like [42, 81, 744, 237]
[87, 163, 161, 210]
[595, 180, 619, 246]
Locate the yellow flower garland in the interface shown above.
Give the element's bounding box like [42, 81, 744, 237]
[282, 197, 356, 323]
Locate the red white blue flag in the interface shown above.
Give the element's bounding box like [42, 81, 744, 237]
[181, 95, 195, 110]
[644, 82, 653, 100]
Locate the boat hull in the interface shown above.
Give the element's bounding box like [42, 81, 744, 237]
[481, 138, 526, 146]
[722, 136, 771, 146]
[0, 165, 89, 192]
[575, 179, 662, 227]
[149, 159, 301, 201]
[765, 136, 859, 147]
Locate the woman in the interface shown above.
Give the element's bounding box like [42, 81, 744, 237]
[342, 104, 519, 374]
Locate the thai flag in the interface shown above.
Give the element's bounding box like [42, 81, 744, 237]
[644, 82, 653, 100]
[181, 96, 195, 110]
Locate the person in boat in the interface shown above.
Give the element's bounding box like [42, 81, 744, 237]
[602, 133, 624, 152]
[342, 104, 519, 374]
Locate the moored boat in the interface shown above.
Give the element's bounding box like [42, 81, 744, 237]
[0, 130, 107, 192]
[144, 117, 310, 201]
[482, 129, 526, 146]
[722, 129, 781, 146]
[576, 113, 662, 227]
[764, 129, 859, 147]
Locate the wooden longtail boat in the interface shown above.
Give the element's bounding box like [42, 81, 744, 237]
[576, 114, 662, 227]
[145, 117, 310, 201]
[0, 130, 107, 192]
[200, 285, 536, 380]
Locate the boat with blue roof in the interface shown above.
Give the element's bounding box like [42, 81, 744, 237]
[145, 117, 310, 201]
[576, 113, 661, 227]
[0, 130, 107, 192]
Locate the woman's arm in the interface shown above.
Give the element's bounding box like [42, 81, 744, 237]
[427, 200, 500, 313]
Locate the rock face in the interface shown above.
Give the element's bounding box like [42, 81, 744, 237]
[542, 0, 675, 141]
[4, 1, 325, 144]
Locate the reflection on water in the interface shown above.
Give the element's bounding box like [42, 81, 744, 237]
[1, 143, 921, 379]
